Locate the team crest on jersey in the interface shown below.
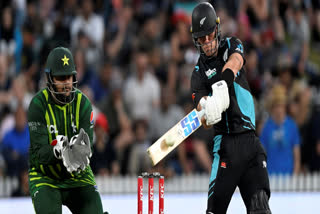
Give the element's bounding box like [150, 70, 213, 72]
[90, 111, 94, 124]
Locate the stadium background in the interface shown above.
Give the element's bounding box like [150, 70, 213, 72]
[0, 0, 320, 213]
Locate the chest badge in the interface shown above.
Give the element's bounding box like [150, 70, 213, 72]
[205, 68, 216, 79]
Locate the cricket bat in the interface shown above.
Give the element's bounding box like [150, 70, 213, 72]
[147, 109, 205, 166]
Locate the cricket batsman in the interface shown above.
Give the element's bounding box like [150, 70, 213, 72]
[190, 2, 272, 214]
[27, 47, 107, 213]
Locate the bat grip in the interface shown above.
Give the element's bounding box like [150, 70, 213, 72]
[197, 109, 205, 119]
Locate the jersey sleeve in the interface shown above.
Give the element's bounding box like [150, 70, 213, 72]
[191, 66, 208, 108]
[225, 37, 245, 62]
[28, 97, 57, 166]
[79, 94, 94, 147]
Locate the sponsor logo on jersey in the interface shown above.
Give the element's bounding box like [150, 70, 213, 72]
[90, 111, 94, 124]
[200, 17, 206, 27]
[205, 68, 216, 79]
[47, 125, 58, 134]
[221, 162, 227, 168]
[28, 121, 41, 131]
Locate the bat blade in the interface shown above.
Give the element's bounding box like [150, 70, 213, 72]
[147, 109, 204, 166]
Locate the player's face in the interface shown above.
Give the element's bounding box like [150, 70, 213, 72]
[197, 30, 217, 57]
[53, 75, 73, 96]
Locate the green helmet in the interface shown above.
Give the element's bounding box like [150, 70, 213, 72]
[45, 47, 78, 105]
[45, 47, 77, 76]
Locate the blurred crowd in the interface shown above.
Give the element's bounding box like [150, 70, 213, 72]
[0, 0, 320, 197]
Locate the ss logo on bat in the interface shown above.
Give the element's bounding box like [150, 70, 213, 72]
[180, 110, 200, 137]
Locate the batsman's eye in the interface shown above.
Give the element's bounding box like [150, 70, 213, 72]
[198, 37, 207, 44]
[198, 32, 215, 44]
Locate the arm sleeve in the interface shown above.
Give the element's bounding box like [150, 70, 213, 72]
[27, 98, 57, 166]
[191, 67, 208, 108]
[79, 95, 94, 147]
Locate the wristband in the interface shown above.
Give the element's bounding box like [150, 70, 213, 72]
[222, 68, 234, 87]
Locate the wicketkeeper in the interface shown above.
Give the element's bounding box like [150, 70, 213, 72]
[28, 47, 107, 214]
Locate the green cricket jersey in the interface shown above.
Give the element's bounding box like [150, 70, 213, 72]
[27, 88, 96, 196]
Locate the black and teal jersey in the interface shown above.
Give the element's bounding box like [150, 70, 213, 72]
[27, 88, 96, 196]
[191, 36, 255, 135]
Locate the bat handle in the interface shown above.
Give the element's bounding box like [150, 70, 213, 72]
[197, 109, 205, 119]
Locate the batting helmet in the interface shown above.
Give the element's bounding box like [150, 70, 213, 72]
[191, 2, 221, 56]
[45, 47, 78, 105]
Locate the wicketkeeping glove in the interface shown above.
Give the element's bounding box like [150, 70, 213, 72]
[52, 129, 92, 173]
[64, 128, 92, 173]
[52, 135, 68, 160]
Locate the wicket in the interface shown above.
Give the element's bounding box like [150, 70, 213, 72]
[138, 172, 164, 214]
